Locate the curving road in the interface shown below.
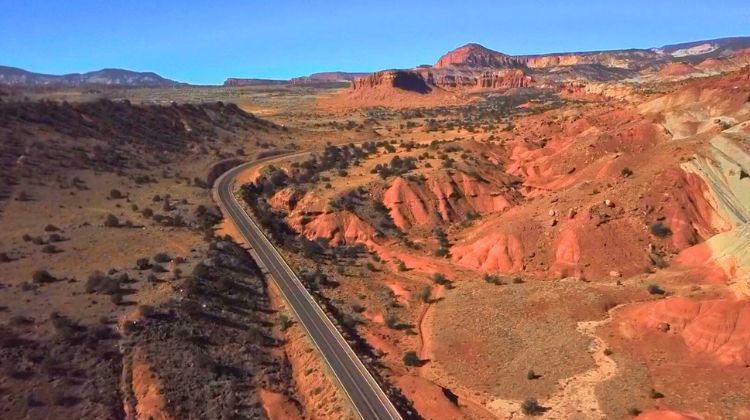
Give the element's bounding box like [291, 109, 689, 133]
[214, 157, 403, 420]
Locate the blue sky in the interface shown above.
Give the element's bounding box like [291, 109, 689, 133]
[0, 0, 748, 85]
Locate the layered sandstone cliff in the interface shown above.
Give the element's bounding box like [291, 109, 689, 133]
[434, 43, 525, 68]
[338, 38, 750, 107]
[350, 67, 530, 94]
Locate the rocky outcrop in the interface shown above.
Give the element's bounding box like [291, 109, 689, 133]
[426, 68, 530, 90]
[522, 50, 658, 69]
[550, 228, 583, 278]
[451, 232, 525, 273]
[341, 37, 750, 105]
[383, 172, 511, 230]
[658, 62, 699, 77]
[477, 69, 530, 89]
[348, 43, 534, 95]
[0, 66, 185, 87]
[295, 210, 377, 246]
[223, 78, 287, 86]
[290, 71, 369, 84]
[351, 70, 432, 93]
[128, 347, 173, 420]
[435, 43, 524, 68]
[351, 67, 529, 94]
[635, 410, 702, 420]
[619, 297, 750, 366]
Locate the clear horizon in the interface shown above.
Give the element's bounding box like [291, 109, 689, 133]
[1, 0, 748, 85]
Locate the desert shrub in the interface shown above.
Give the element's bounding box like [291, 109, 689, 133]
[48, 233, 65, 242]
[434, 227, 449, 246]
[22, 234, 32, 242]
[279, 314, 294, 331]
[434, 247, 449, 257]
[44, 224, 59, 232]
[151, 264, 167, 273]
[100, 276, 122, 294]
[41, 244, 59, 254]
[484, 274, 500, 284]
[385, 312, 398, 329]
[32, 236, 45, 245]
[103, 214, 120, 227]
[403, 351, 421, 367]
[647, 284, 665, 295]
[109, 189, 123, 199]
[32, 270, 56, 284]
[153, 252, 171, 263]
[141, 208, 154, 218]
[19, 282, 38, 292]
[650, 389, 665, 399]
[110, 293, 123, 305]
[136, 257, 151, 270]
[352, 304, 366, 313]
[9, 315, 35, 326]
[432, 273, 449, 285]
[300, 238, 325, 258]
[89, 324, 115, 340]
[53, 392, 82, 407]
[418, 286, 431, 303]
[650, 222, 672, 238]
[192, 263, 209, 278]
[50, 314, 77, 339]
[521, 398, 545, 415]
[85, 271, 106, 293]
[138, 305, 156, 318]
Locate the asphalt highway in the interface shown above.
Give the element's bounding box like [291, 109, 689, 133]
[214, 158, 403, 420]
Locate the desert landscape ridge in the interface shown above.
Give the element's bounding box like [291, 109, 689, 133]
[1, 7, 750, 419]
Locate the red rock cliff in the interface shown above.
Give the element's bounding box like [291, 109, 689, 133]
[435, 43, 525, 68]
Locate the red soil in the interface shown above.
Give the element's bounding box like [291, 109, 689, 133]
[451, 232, 524, 273]
[665, 169, 727, 250]
[383, 172, 511, 230]
[551, 227, 583, 278]
[658, 62, 699, 77]
[394, 375, 464, 420]
[260, 389, 303, 420]
[130, 347, 173, 420]
[296, 210, 377, 246]
[636, 409, 701, 420]
[617, 297, 750, 366]
[676, 245, 730, 282]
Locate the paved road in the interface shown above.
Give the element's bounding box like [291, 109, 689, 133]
[214, 158, 403, 420]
